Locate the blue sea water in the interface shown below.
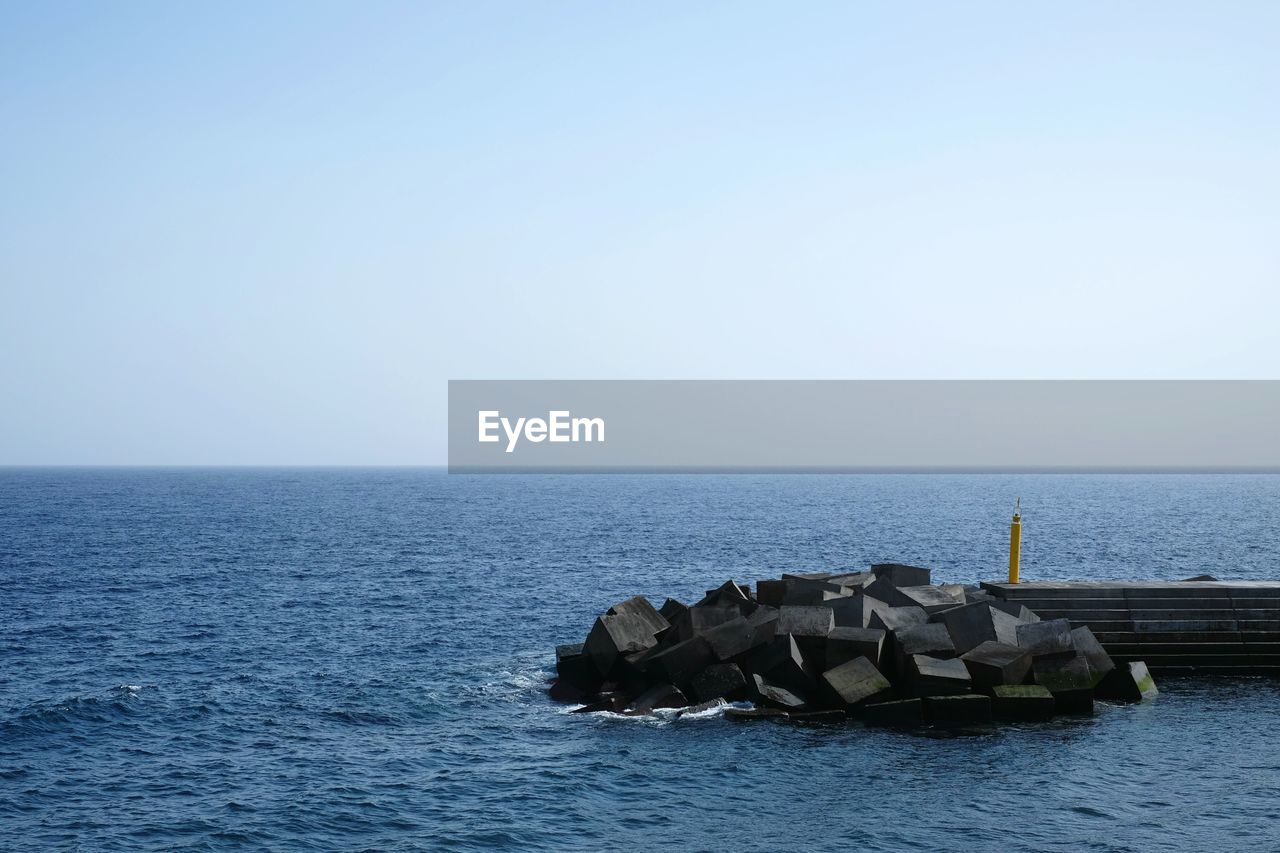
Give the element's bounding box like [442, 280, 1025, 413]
[3, 469, 1280, 851]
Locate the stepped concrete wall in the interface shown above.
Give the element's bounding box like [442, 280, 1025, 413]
[983, 581, 1280, 674]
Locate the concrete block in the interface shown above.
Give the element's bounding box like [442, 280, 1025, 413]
[782, 578, 849, 605]
[863, 698, 924, 727]
[925, 694, 992, 724]
[702, 616, 759, 661]
[606, 596, 669, 636]
[1130, 661, 1159, 701]
[747, 633, 815, 690]
[983, 597, 1031, 618]
[669, 605, 740, 643]
[556, 642, 583, 659]
[827, 570, 874, 588]
[626, 683, 689, 714]
[726, 706, 789, 721]
[698, 580, 755, 614]
[782, 571, 832, 581]
[617, 643, 661, 675]
[658, 598, 688, 623]
[584, 613, 660, 675]
[779, 605, 835, 661]
[963, 586, 995, 604]
[745, 605, 779, 648]
[615, 650, 658, 688]
[1031, 650, 1093, 690]
[894, 622, 956, 664]
[782, 586, 843, 606]
[868, 606, 929, 633]
[991, 685, 1056, 720]
[821, 657, 893, 708]
[927, 604, 967, 624]
[1032, 652, 1095, 714]
[831, 593, 890, 629]
[691, 663, 748, 702]
[646, 635, 715, 686]
[1016, 618, 1075, 658]
[548, 680, 589, 704]
[943, 603, 1022, 654]
[555, 644, 601, 690]
[752, 673, 809, 711]
[893, 585, 967, 614]
[756, 579, 787, 607]
[871, 563, 932, 587]
[960, 641, 1032, 688]
[825, 627, 886, 672]
[862, 576, 902, 605]
[908, 654, 972, 696]
[1097, 660, 1159, 702]
[699, 580, 751, 605]
[1070, 626, 1116, 685]
[778, 606, 837, 635]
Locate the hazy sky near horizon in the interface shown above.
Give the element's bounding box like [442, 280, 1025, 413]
[2, 2, 1279, 464]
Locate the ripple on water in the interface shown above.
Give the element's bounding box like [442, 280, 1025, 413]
[3, 470, 1280, 850]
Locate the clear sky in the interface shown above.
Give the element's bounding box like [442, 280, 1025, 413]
[2, 2, 1278, 464]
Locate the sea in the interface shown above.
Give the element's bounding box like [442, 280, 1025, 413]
[3, 468, 1280, 851]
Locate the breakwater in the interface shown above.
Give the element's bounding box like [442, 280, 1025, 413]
[551, 564, 1158, 724]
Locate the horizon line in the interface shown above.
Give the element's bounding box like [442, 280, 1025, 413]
[5, 464, 1280, 474]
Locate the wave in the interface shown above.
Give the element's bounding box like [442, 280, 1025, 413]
[2, 695, 142, 738]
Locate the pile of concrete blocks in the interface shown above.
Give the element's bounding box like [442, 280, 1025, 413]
[549, 565, 1158, 726]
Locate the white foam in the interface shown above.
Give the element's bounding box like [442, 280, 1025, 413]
[564, 698, 750, 724]
[677, 699, 748, 720]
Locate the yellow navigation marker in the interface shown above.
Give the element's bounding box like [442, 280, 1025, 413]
[1008, 498, 1022, 584]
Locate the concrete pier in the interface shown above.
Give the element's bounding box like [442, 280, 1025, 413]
[982, 581, 1280, 674]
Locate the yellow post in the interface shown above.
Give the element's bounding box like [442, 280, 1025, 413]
[1008, 498, 1022, 584]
